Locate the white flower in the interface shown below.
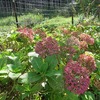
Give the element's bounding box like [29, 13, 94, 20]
[28, 52, 39, 57]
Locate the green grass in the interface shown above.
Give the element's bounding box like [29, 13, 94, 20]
[0, 15, 79, 33]
[0, 16, 15, 33]
[34, 16, 79, 28]
[0, 13, 44, 32]
[33, 16, 79, 33]
[0, 13, 99, 34]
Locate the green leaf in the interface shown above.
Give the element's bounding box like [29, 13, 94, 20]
[18, 72, 42, 84]
[9, 33, 18, 39]
[96, 60, 100, 68]
[30, 56, 49, 74]
[45, 55, 58, 70]
[53, 93, 64, 100]
[7, 56, 23, 73]
[31, 83, 42, 93]
[0, 70, 8, 75]
[65, 89, 79, 100]
[41, 62, 48, 74]
[7, 56, 17, 64]
[81, 91, 95, 100]
[0, 93, 7, 100]
[30, 57, 43, 72]
[47, 75, 64, 91]
[7, 64, 22, 73]
[21, 92, 30, 100]
[46, 70, 62, 77]
[0, 57, 7, 69]
[0, 69, 8, 81]
[18, 92, 30, 100]
[0, 74, 8, 79]
[15, 84, 31, 93]
[8, 72, 21, 80]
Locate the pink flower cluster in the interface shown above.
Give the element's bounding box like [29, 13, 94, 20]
[61, 28, 71, 35]
[67, 36, 80, 47]
[60, 27, 95, 51]
[80, 41, 88, 50]
[18, 27, 34, 41]
[61, 28, 79, 37]
[66, 36, 80, 54]
[35, 37, 59, 57]
[64, 60, 90, 95]
[61, 32, 95, 53]
[79, 54, 96, 73]
[79, 33, 94, 45]
[35, 29, 46, 39]
[71, 31, 79, 37]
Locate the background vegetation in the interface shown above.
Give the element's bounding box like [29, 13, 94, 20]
[0, 0, 100, 100]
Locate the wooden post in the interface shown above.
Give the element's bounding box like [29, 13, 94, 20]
[72, 11, 74, 25]
[71, 0, 74, 25]
[48, 0, 50, 17]
[12, 0, 19, 28]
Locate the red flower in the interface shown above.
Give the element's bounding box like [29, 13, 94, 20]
[64, 60, 90, 94]
[80, 41, 88, 50]
[35, 37, 60, 57]
[35, 29, 46, 39]
[67, 36, 80, 47]
[79, 33, 94, 45]
[61, 28, 71, 35]
[18, 27, 34, 41]
[66, 36, 80, 54]
[79, 54, 96, 73]
[71, 31, 79, 37]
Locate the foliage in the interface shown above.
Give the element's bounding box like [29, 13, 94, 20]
[76, 0, 99, 16]
[0, 14, 44, 32]
[34, 16, 79, 33]
[0, 16, 100, 100]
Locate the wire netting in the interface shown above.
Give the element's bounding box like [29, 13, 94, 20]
[0, 0, 79, 17]
[0, 0, 99, 30]
[0, 0, 80, 29]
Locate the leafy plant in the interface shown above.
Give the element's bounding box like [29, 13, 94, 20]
[0, 16, 99, 100]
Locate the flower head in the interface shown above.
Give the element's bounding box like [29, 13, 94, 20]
[64, 60, 90, 94]
[61, 28, 71, 35]
[79, 33, 94, 45]
[66, 36, 80, 54]
[67, 36, 80, 47]
[35, 29, 46, 39]
[18, 27, 34, 41]
[35, 36, 59, 57]
[71, 31, 79, 37]
[80, 41, 88, 50]
[79, 54, 96, 73]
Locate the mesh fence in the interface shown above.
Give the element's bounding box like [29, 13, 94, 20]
[0, 0, 79, 17]
[0, 0, 99, 30]
[0, 0, 80, 29]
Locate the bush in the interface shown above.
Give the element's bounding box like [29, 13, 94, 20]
[0, 19, 99, 100]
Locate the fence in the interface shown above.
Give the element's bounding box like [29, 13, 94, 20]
[0, 0, 80, 27]
[0, 0, 79, 17]
[0, 0, 99, 28]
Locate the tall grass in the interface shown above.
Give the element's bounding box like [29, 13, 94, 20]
[0, 13, 44, 32]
